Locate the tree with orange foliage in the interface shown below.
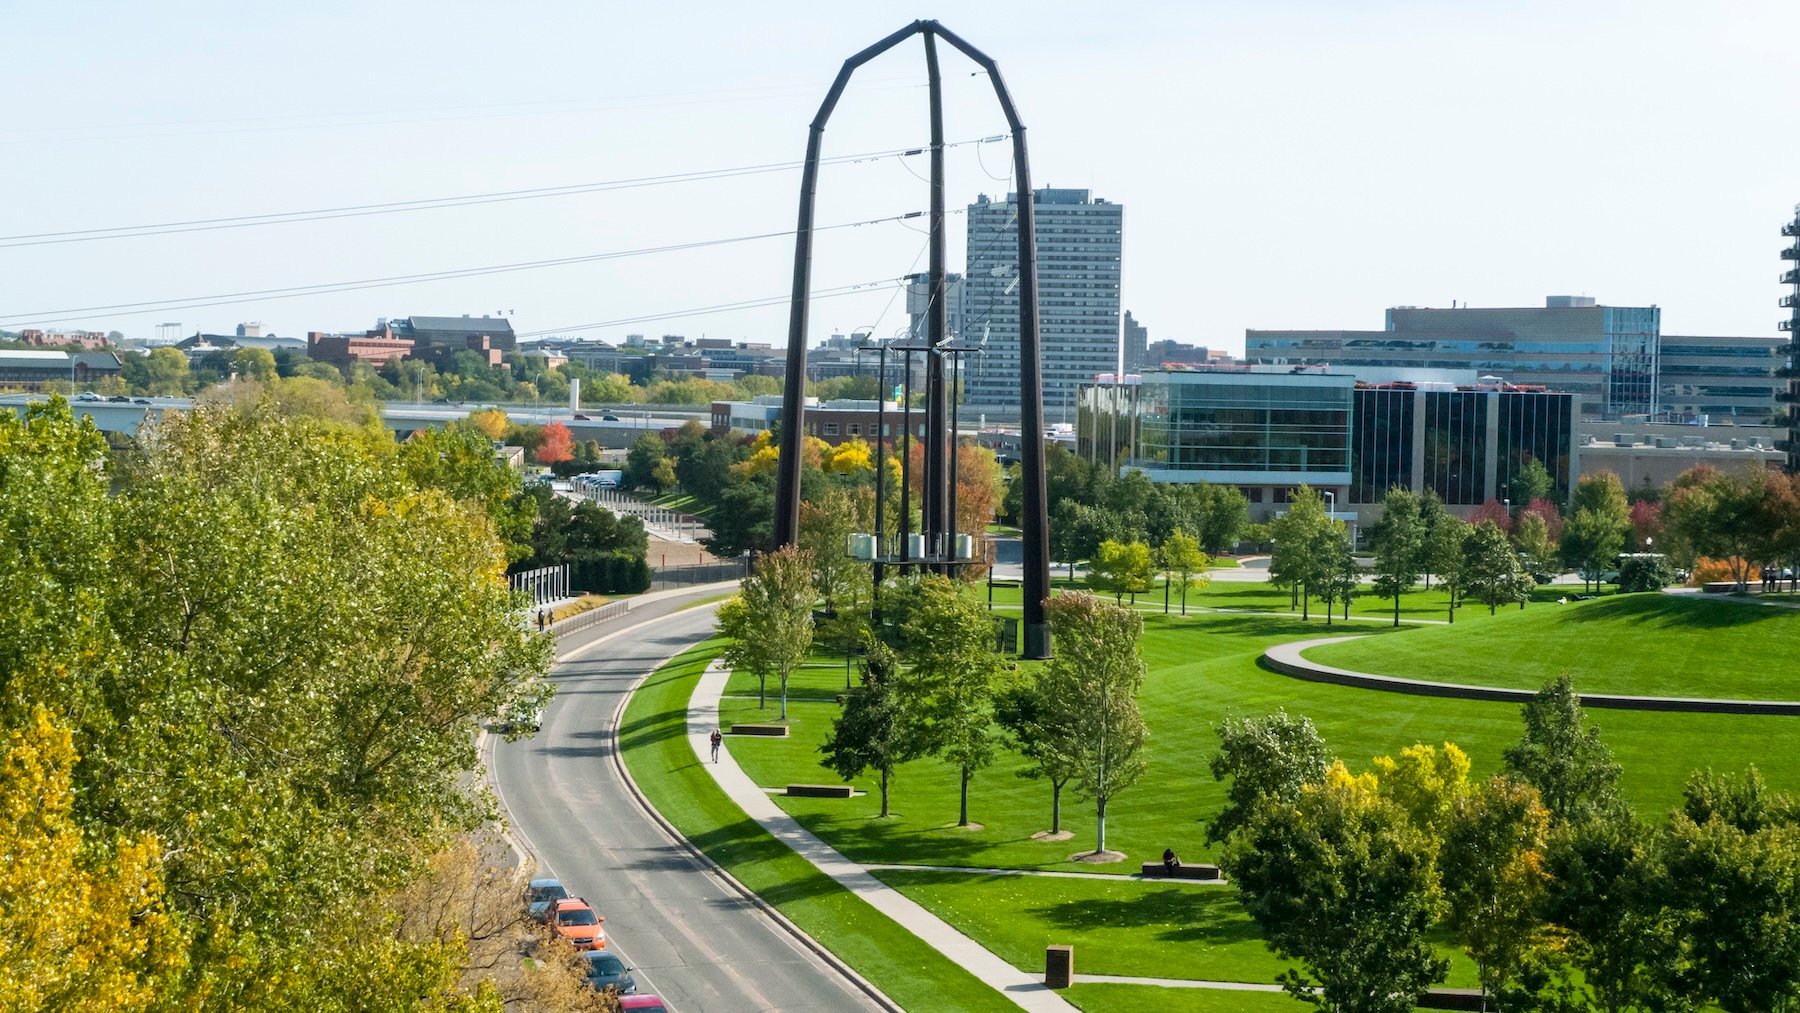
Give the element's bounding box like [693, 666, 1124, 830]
[533, 420, 574, 466]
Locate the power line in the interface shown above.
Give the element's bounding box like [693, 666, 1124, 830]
[0, 210, 964, 327]
[0, 136, 1009, 249]
[517, 280, 903, 338]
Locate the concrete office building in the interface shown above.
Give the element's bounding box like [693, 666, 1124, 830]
[1248, 296, 1661, 417]
[963, 188, 1122, 418]
[1078, 366, 1579, 525]
[1657, 333, 1784, 421]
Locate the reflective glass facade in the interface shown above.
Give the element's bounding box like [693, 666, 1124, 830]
[1121, 373, 1351, 480]
[1421, 390, 1489, 505]
[1350, 387, 1414, 502]
[1496, 391, 1574, 504]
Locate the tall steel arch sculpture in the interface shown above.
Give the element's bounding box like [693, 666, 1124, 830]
[771, 20, 1052, 659]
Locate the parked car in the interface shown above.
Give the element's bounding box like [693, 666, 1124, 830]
[549, 898, 606, 950]
[578, 950, 637, 995]
[618, 996, 668, 1012]
[526, 878, 568, 923]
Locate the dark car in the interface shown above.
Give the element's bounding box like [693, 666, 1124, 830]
[132, 397, 152, 404]
[108, 395, 131, 403]
[601, 414, 620, 422]
[526, 878, 568, 923]
[579, 949, 637, 995]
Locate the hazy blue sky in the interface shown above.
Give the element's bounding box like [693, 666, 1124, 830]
[3, 1, 1796, 352]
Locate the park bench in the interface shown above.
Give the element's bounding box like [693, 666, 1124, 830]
[729, 724, 789, 737]
[1417, 987, 1486, 1011]
[1139, 861, 1221, 880]
[785, 784, 854, 798]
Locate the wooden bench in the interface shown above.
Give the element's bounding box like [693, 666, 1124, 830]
[1417, 988, 1486, 1011]
[785, 784, 854, 798]
[729, 724, 789, 737]
[1139, 862, 1221, 880]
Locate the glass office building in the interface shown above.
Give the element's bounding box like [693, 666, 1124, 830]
[1083, 368, 1577, 521]
[1247, 296, 1663, 416]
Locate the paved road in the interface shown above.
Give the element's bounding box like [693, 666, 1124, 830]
[490, 592, 882, 1013]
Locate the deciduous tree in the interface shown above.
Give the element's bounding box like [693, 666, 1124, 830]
[1503, 675, 1623, 825]
[1156, 529, 1209, 615]
[902, 576, 1006, 827]
[719, 544, 815, 719]
[819, 638, 916, 818]
[1370, 487, 1425, 627]
[1462, 520, 1534, 614]
[1208, 710, 1333, 846]
[1224, 763, 1449, 1013]
[533, 420, 574, 465]
[1043, 593, 1149, 856]
[1088, 538, 1154, 604]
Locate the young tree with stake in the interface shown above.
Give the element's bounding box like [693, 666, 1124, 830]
[718, 544, 815, 719]
[902, 577, 1006, 827]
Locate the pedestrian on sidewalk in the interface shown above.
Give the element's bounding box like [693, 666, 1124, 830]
[709, 728, 722, 763]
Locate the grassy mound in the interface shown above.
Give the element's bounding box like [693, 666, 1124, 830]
[1307, 593, 1800, 700]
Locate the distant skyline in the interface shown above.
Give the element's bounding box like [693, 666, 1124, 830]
[3, 1, 1797, 354]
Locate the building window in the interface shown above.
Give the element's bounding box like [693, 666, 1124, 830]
[847, 423, 860, 436]
[824, 422, 839, 436]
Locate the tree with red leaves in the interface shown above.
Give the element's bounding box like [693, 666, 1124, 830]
[533, 420, 573, 465]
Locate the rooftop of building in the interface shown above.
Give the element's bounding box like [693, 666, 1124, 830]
[399, 315, 516, 335]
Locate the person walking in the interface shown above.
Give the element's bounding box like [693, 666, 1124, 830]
[709, 728, 722, 764]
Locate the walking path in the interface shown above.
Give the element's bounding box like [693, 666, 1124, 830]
[687, 662, 1276, 1008]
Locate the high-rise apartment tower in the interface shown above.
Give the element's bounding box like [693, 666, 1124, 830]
[1783, 205, 1800, 469]
[964, 188, 1122, 416]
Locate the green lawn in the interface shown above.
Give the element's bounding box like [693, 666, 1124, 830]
[1309, 593, 1800, 700]
[618, 641, 1018, 1013]
[1059, 985, 1306, 1012]
[674, 585, 1800, 1007]
[872, 870, 1478, 988]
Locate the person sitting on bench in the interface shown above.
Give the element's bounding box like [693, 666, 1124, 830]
[1162, 848, 1180, 877]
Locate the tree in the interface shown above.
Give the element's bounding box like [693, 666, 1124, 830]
[1369, 487, 1425, 627]
[995, 665, 1081, 836]
[1051, 500, 1124, 581]
[533, 420, 574, 466]
[1657, 771, 1800, 1013]
[1157, 529, 1209, 615]
[1562, 472, 1632, 591]
[1270, 487, 1340, 620]
[1426, 514, 1471, 621]
[5, 403, 557, 1005]
[1502, 675, 1622, 826]
[902, 576, 1006, 827]
[1317, 528, 1359, 626]
[1207, 710, 1333, 846]
[1664, 465, 1781, 591]
[799, 487, 863, 607]
[0, 708, 184, 1010]
[1441, 776, 1554, 1006]
[819, 638, 917, 818]
[1509, 456, 1555, 506]
[1088, 538, 1154, 603]
[1224, 762, 1449, 1013]
[231, 346, 278, 382]
[1510, 508, 1559, 581]
[1462, 520, 1534, 615]
[583, 372, 636, 405]
[622, 432, 667, 492]
[1043, 593, 1149, 856]
[468, 404, 511, 440]
[719, 544, 815, 719]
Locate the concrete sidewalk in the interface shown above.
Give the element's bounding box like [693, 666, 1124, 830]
[687, 662, 1080, 1013]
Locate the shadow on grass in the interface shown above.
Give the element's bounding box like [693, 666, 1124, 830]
[1560, 593, 1785, 630]
[684, 816, 842, 907]
[792, 813, 999, 867]
[1024, 888, 1265, 946]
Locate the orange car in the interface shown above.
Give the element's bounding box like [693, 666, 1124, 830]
[550, 897, 606, 950]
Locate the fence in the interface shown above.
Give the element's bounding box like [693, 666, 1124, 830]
[510, 563, 571, 605]
[547, 599, 632, 637]
[651, 558, 749, 591]
[571, 485, 708, 544]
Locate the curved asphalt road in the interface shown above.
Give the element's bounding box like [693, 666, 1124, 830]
[489, 591, 882, 1013]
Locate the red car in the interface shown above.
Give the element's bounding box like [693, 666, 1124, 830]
[619, 996, 669, 1012]
[549, 897, 606, 951]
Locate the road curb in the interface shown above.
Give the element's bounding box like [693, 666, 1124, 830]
[602, 614, 904, 1013]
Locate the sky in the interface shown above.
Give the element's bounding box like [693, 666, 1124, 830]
[3, 1, 1797, 355]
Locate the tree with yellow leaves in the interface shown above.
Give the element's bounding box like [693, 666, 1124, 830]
[0, 708, 185, 1010]
[465, 407, 511, 441]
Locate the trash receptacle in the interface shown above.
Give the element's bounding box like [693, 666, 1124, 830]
[1045, 944, 1073, 989]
